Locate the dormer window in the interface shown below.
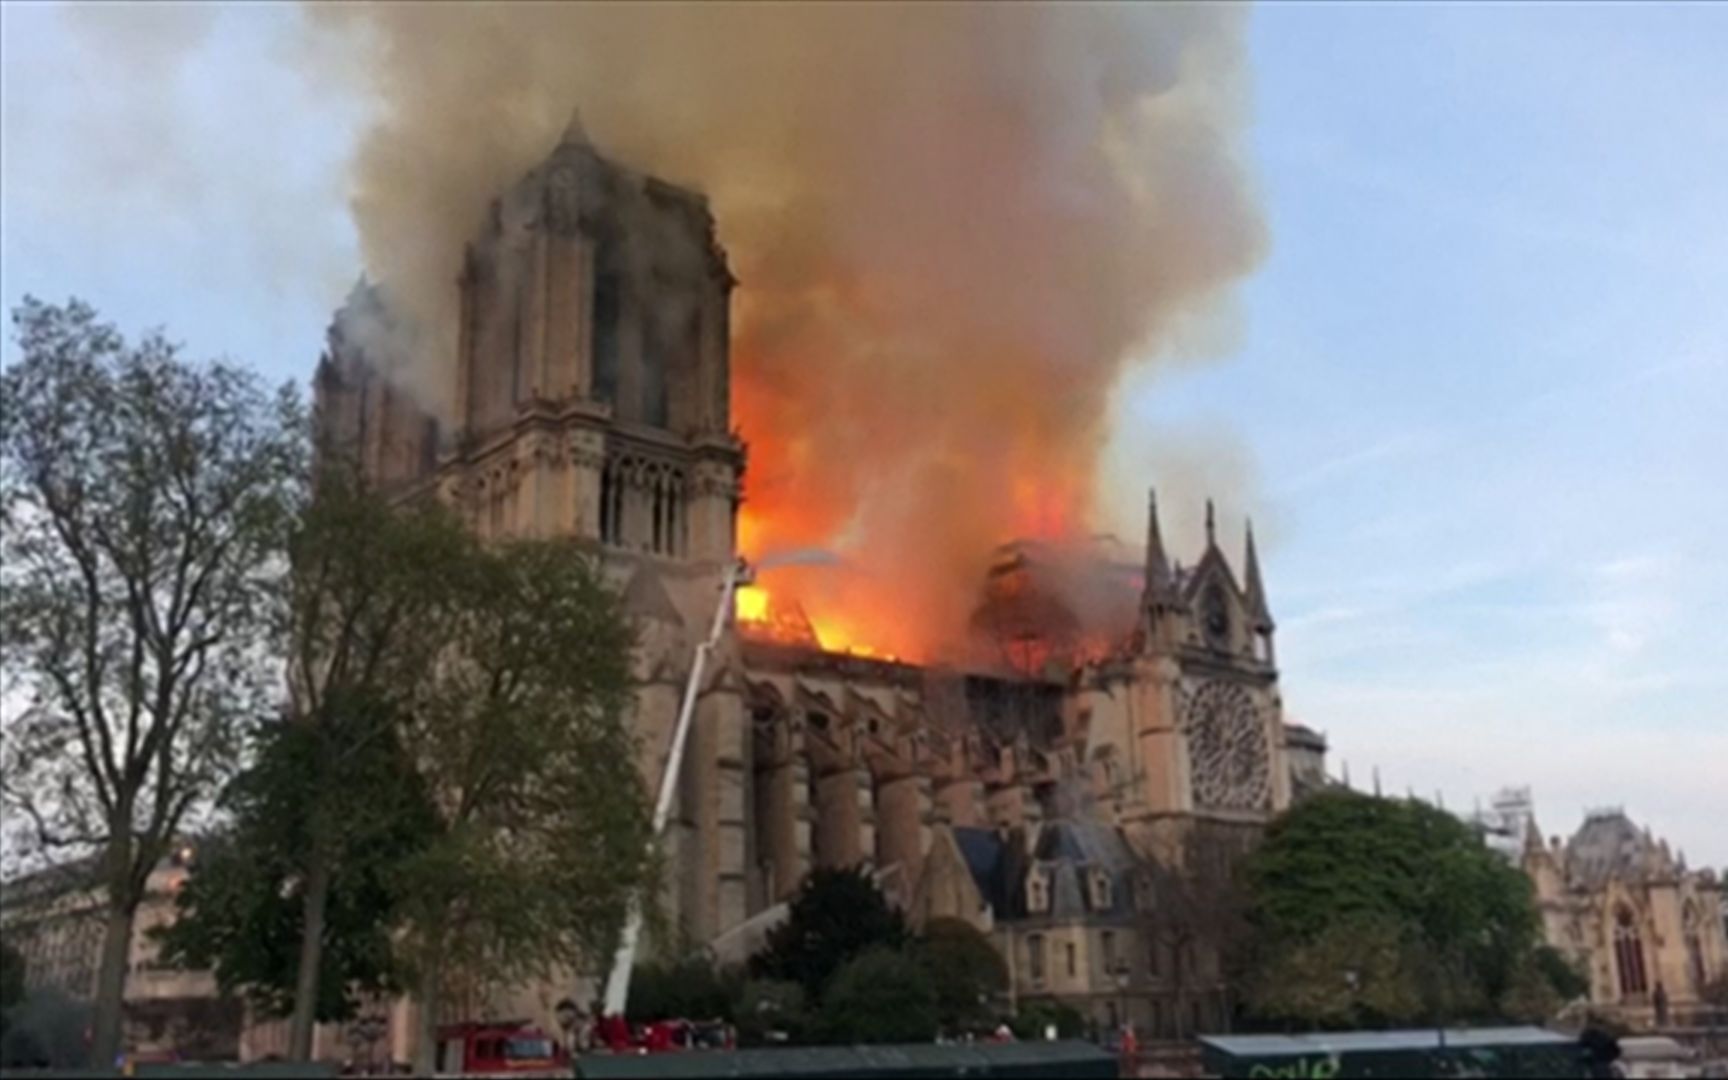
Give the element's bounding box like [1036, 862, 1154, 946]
[1027, 868, 1051, 914]
[1089, 868, 1113, 910]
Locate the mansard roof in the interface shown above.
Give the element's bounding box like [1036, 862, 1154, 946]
[956, 819, 1142, 923]
[1032, 821, 1138, 920]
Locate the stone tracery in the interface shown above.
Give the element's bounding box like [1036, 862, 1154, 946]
[1180, 679, 1271, 812]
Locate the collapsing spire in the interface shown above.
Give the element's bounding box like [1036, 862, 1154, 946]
[1243, 518, 1272, 629]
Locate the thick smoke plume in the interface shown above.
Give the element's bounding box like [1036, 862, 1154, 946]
[309, 2, 1266, 661]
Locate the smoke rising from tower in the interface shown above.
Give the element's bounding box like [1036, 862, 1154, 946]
[308, 2, 1268, 660]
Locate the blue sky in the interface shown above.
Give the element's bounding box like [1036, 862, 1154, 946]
[4, 3, 1724, 865]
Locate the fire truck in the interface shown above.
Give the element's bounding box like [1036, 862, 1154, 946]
[436, 1021, 569, 1076]
[595, 1016, 735, 1055]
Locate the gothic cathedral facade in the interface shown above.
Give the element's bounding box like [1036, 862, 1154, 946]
[313, 120, 1303, 1030]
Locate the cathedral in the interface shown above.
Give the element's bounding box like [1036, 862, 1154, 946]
[314, 118, 1314, 1036]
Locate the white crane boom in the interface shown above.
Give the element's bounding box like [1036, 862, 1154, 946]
[599, 557, 752, 1019]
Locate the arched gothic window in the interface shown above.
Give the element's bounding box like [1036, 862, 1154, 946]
[598, 455, 685, 555]
[1614, 904, 1650, 997]
[598, 459, 623, 546]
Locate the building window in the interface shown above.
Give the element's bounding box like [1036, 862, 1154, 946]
[1090, 869, 1113, 911]
[1102, 931, 1118, 975]
[645, 466, 684, 556]
[1065, 942, 1077, 978]
[1614, 905, 1649, 997]
[599, 459, 625, 546]
[1027, 934, 1045, 987]
[1027, 870, 1050, 914]
[1147, 937, 1161, 977]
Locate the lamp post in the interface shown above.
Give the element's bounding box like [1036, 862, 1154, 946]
[1115, 969, 1138, 1075]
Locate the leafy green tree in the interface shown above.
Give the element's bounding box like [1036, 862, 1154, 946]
[0, 298, 305, 1066]
[1498, 951, 1566, 1024]
[269, 470, 468, 1057]
[1531, 946, 1588, 1004]
[750, 866, 907, 1001]
[155, 471, 467, 1059]
[155, 702, 437, 1029]
[1245, 918, 1426, 1028]
[737, 979, 807, 1046]
[627, 954, 741, 1022]
[0, 939, 24, 1039]
[915, 918, 1007, 1032]
[1010, 999, 1086, 1041]
[391, 540, 653, 1072]
[0, 985, 90, 1068]
[815, 948, 937, 1044]
[1240, 790, 1561, 1030]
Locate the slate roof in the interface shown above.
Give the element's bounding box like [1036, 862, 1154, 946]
[951, 825, 1027, 919]
[1564, 810, 1651, 888]
[951, 819, 1143, 923]
[1031, 820, 1139, 920]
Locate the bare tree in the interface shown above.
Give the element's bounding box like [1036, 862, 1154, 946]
[0, 298, 304, 1067]
[1139, 824, 1253, 1040]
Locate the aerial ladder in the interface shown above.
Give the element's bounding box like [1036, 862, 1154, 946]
[599, 555, 754, 1024]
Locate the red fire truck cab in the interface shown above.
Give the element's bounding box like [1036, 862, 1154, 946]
[436, 1021, 569, 1075]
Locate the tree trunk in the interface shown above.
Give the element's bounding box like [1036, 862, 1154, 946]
[89, 902, 135, 1069]
[414, 955, 440, 1076]
[287, 845, 332, 1061]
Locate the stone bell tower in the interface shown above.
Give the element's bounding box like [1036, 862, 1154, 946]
[443, 111, 742, 562]
[315, 113, 752, 945]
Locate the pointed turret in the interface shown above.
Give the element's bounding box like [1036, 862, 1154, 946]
[559, 107, 590, 149]
[1244, 518, 1273, 630]
[1143, 488, 1178, 608]
[1523, 815, 1547, 857]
